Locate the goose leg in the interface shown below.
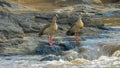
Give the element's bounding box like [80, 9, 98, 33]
[48, 34, 54, 46]
[75, 32, 80, 42]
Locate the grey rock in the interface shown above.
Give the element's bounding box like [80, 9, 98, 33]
[102, 10, 120, 16]
[0, 0, 31, 11]
[107, 4, 120, 8]
[35, 40, 76, 55]
[58, 41, 75, 50]
[74, 4, 102, 13]
[0, 0, 11, 7]
[35, 45, 62, 55]
[0, 13, 24, 39]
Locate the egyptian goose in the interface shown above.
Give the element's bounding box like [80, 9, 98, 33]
[38, 14, 58, 46]
[66, 13, 84, 42]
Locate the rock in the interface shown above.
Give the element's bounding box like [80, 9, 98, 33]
[35, 44, 62, 55]
[0, 0, 11, 7]
[0, 38, 25, 53]
[58, 41, 75, 50]
[40, 55, 61, 61]
[35, 40, 77, 55]
[0, 36, 42, 54]
[107, 3, 120, 8]
[5, 12, 42, 33]
[102, 10, 120, 17]
[74, 4, 102, 13]
[55, 0, 83, 7]
[55, 0, 102, 7]
[0, 12, 24, 39]
[0, 0, 32, 12]
[83, 16, 104, 28]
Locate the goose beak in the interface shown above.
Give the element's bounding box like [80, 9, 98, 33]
[77, 13, 81, 17]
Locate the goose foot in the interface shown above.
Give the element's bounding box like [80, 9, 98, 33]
[75, 37, 80, 42]
[49, 41, 54, 46]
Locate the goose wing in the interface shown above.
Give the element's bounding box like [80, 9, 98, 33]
[38, 23, 51, 36]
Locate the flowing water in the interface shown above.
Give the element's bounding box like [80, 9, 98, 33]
[0, 17, 120, 68]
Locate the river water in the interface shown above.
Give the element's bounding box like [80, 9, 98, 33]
[0, 26, 120, 68]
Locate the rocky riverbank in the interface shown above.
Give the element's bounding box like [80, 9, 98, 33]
[0, 0, 120, 68]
